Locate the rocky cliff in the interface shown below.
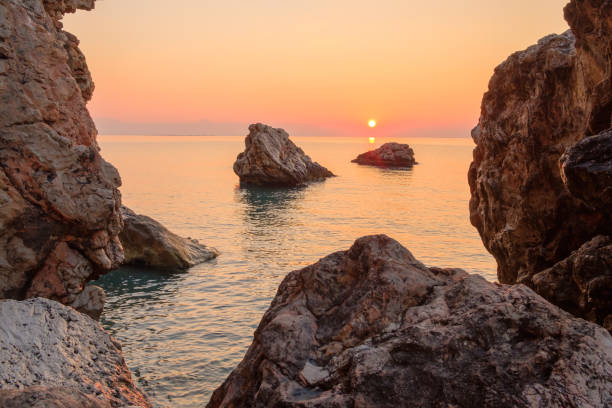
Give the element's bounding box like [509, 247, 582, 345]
[208, 235, 612, 407]
[469, 0, 612, 329]
[0, 0, 123, 317]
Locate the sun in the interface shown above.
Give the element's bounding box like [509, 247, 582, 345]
[368, 119, 377, 128]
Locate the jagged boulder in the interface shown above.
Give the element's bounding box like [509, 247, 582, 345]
[120, 206, 218, 270]
[233, 123, 334, 187]
[468, 0, 612, 328]
[208, 235, 612, 408]
[351, 142, 416, 167]
[0, 0, 123, 313]
[561, 130, 612, 213]
[532, 235, 612, 331]
[0, 298, 151, 407]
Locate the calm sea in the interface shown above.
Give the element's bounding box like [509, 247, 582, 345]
[95, 135, 496, 407]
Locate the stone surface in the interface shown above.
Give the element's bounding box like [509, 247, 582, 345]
[351, 142, 416, 167]
[208, 235, 612, 408]
[561, 130, 612, 213]
[0, 298, 151, 408]
[233, 123, 334, 187]
[533, 235, 612, 331]
[120, 206, 219, 270]
[71, 284, 106, 320]
[0, 0, 123, 312]
[468, 0, 612, 327]
[0, 386, 109, 408]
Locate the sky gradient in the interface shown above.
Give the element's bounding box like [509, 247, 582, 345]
[64, 0, 570, 137]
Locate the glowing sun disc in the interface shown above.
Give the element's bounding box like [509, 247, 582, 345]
[368, 119, 377, 128]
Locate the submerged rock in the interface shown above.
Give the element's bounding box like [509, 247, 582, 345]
[0, 0, 123, 311]
[351, 142, 416, 167]
[468, 0, 612, 328]
[233, 123, 334, 187]
[0, 298, 151, 408]
[208, 235, 612, 408]
[120, 206, 219, 270]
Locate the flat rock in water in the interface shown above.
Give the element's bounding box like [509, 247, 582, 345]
[120, 206, 219, 270]
[352, 142, 416, 167]
[0, 298, 151, 408]
[233, 123, 334, 187]
[208, 235, 612, 408]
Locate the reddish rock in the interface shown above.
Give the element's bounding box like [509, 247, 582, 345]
[468, 0, 612, 328]
[352, 142, 416, 167]
[208, 235, 612, 408]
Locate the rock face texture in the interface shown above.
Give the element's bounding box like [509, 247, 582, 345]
[233, 123, 334, 187]
[208, 235, 612, 408]
[468, 0, 612, 328]
[561, 130, 612, 214]
[0, 0, 123, 316]
[351, 142, 416, 167]
[533, 235, 612, 331]
[120, 206, 219, 270]
[0, 298, 151, 408]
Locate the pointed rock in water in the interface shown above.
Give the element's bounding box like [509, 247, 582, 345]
[0, 298, 152, 408]
[0, 0, 123, 314]
[469, 0, 612, 329]
[120, 206, 219, 270]
[352, 142, 416, 167]
[208, 235, 612, 407]
[233, 123, 334, 187]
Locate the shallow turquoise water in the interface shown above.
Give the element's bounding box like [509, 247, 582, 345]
[95, 135, 496, 407]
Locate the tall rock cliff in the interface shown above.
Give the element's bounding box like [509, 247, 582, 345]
[469, 0, 612, 329]
[0, 0, 123, 317]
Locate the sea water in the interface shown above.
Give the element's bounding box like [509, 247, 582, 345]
[95, 135, 496, 407]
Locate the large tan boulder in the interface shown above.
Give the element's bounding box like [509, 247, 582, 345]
[208, 235, 612, 407]
[233, 123, 334, 187]
[120, 206, 219, 270]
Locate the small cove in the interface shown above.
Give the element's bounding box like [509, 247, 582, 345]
[95, 135, 496, 407]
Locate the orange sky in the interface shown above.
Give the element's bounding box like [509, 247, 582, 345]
[64, 0, 570, 137]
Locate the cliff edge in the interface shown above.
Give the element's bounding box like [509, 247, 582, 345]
[469, 0, 612, 329]
[0, 0, 123, 318]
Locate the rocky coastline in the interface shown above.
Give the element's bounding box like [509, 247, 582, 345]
[208, 235, 611, 407]
[468, 0, 612, 330]
[0, 0, 611, 406]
